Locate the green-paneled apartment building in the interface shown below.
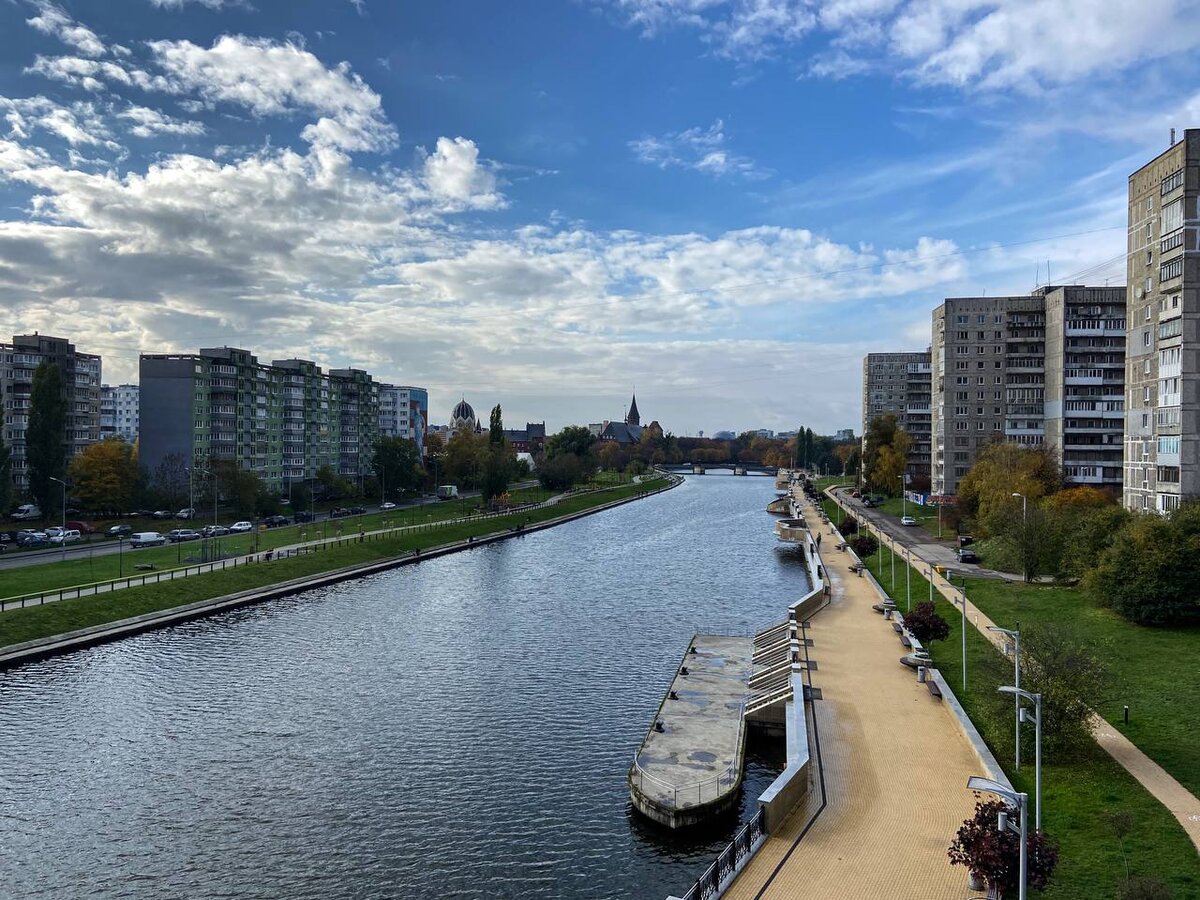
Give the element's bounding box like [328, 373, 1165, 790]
[140, 347, 380, 495]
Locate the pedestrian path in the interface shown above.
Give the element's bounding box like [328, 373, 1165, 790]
[828, 489, 1200, 854]
[724, 497, 982, 899]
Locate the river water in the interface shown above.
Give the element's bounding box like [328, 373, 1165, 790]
[0, 476, 807, 899]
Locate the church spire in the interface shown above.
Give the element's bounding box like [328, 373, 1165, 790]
[626, 392, 640, 427]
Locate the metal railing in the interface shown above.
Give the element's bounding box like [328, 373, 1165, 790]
[1, 478, 680, 613]
[629, 699, 747, 810]
[678, 807, 767, 900]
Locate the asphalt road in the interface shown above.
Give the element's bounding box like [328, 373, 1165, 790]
[826, 486, 1016, 581]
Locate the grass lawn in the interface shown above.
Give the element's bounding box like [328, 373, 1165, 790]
[859, 542, 1200, 898]
[0, 485, 553, 599]
[0, 478, 668, 649]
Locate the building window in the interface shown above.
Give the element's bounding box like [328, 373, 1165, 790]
[1161, 168, 1184, 195]
[1160, 258, 1183, 282]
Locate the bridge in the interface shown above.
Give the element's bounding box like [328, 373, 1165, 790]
[661, 463, 779, 476]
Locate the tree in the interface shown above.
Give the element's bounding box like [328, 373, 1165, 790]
[849, 534, 878, 557]
[489, 404, 504, 447]
[68, 438, 141, 513]
[948, 797, 1059, 895]
[372, 436, 422, 498]
[903, 600, 950, 649]
[538, 452, 587, 490]
[545, 425, 596, 460]
[482, 404, 515, 501]
[151, 452, 189, 510]
[1085, 501, 1200, 626]
[863, 414, 911, 495]
[0, 428, 10, 514]
[957, 443, 1061, 536]
[26, 361, 67, 518]
[596, 441, 623, 472]
[1021, 624, 1110, 757]
[443, 430, 485, 488]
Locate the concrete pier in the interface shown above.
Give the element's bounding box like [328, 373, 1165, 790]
[630, 635, 754, 828]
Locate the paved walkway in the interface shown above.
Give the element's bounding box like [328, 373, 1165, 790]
[725, 496, 981, 900]
[828, 488, 1200, 854]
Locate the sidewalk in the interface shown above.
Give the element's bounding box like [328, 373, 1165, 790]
[724, 496, 981, 899]
[827, 488, 1200, 854]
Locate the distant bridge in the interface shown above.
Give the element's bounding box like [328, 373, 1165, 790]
[661, 463, 779, 476]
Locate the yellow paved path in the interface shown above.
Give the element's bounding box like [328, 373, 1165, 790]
[726, 497, 980, 900]
[834, 489, 1200, 854]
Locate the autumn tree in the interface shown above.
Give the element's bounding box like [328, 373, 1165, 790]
[863, 415, 911, 495]
[27, 361, 67, 518]
[151, 452, 189, 510]
[68, 438, 141, 513]
[956, 443, 1061, 536]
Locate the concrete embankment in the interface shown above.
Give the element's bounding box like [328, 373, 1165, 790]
[0, 478, 680, 671]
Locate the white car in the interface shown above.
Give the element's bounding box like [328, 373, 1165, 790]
[12, 504, 41, 520]
[380, 502, 397, 510]
[900, 515, 917, 526]
[229, 521, 253, 533]
[49, 529, 81, 545]
[129, 531, 167, 548]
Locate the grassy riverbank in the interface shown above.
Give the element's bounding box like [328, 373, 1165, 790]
[0, 478, 669, 650]
[855, 542, 1200, 898]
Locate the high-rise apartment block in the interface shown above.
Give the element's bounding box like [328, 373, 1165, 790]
[380, 384, 429, 456]
[140, 347, 381, 494]
[1, 333, 101, 492]
[1043, 286, 1126, 490]
[1124, 130, 1200, 513]
[861, 351, 932, 481]
[100, 384, 139, 442]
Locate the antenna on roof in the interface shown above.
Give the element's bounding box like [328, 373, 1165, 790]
[1171, 127, 1177, 146]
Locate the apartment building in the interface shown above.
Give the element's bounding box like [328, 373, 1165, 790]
[140, 348, 381, 494]
[861, 351, 932, 481]
[1043, 286, 1126, 491]
[1124, 130, 1200, 513]
[380, 384, 429, 456]
[100, 384, 139, 442]
[0, 333, 101, 492]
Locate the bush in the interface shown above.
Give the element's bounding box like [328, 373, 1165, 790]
[849, 534, 877, 557]
[839, 517, 859, 536]
[1021, 624, 1109, 758]
[1118, 876, 1173, 900]
[948, 797, 1059, 895]
[903, 600, 950, 647]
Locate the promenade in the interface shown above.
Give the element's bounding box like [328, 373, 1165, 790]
[725, 494, 982, 900]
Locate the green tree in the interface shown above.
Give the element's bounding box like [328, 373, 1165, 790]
[0, 428, 11, 514]
[372, 436, 422, 498]
[489, 404, 504, 447]
[957, 443, 1060, 535]
[1021, 623, 1110, 757]
[68, 438, 141, 513]
[482, 404, 515, 501]
[545, 425, 596, 460]
[538, 452, 587, 490]
[26, 361, 67, 518]
[443, 430, 486, 489]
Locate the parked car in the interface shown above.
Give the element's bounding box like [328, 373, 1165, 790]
[349, 506, 367, 515]
[900, 515, 916, 526]
[329, 507, 348, 519]
[129, 531, 167, 548]
[167, 529, 202, 542]
[12, 504, 41, 521]
[107, 524, 132, 537]
[380, 502, 397, 511]
[18, 532, 48, 547]
[263, 515, 290, 528]
[177, 508, 197, 520]
[66, 520, 95, 534]
[201, 524, 230, 537]
[293, 511, 314, 523]
[229, 521, 253, 533]
[0, 532, 14, 552]
[152, 510, 173, 520]
[958, 535, 975, 548]
[849, 489, 861, 498]
[49, 529, 82, 545]
[957, 547, 980, 564]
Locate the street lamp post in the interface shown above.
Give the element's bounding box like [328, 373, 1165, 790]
[988, 625, 1023, 770]
[1011, 491, 1028, 582]
[999, 685, 1043, 831]
[966, 776, 1029, 900]
[905, 546, 911, 611]
[49, 476, 67, 562]
[947, 568, 967, 690]
[899, 474, 906, 519]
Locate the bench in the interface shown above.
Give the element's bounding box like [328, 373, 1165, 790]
[891, 622, 903, 633]
[836, 542, 848, 551]
[926, 679, 943, 700]
[900, 635, 912, 649]
[134, 563, 155, 571]
[849, 563, 864, 575]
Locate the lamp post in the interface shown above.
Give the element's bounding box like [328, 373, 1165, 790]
[49, 476, 67, 562]
[899, 474, 906, 519]
[988, 625, 1023, 769]
[905, 546, 911, 611]
[999, 685, 1042, 831]
[1011, 491, 1028, 582]
[946, 568, 967, 690]
[117, 534, 123, 577]
[966, 776, 1028, 900]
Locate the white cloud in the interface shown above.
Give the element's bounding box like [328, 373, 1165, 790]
[26, 1, 107, 58]
[629, 119, 765, 178]
[147, 35, 396, 151]
[118, 105, 206, 138]
[422, 136, 504, 209]
[149, 0, 236, 9]
[0, 97, 120, 151]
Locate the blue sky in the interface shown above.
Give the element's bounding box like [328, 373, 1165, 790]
[1, 0, 1198, 435]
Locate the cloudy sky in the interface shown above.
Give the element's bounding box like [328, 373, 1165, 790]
[1, 0, 1198, 435]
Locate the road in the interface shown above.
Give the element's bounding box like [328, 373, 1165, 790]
[825, 486, 1017, 581]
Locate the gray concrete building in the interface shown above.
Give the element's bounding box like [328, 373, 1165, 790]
[1043, 286, 1126, 491]
[100, 383, 139, 442]
[861, 351, 932, 482]
[1, 333, 101, 493]
[1124, 130, 1200, 513]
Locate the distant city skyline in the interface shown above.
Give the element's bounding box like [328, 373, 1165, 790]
[2, 1, 1197, 433]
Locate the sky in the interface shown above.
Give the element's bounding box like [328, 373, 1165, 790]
[1, 0, 1199, 436]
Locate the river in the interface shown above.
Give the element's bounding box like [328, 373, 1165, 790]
[0, 476, 807, 899]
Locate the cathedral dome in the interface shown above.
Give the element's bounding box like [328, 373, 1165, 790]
[452, 398, 475, 422]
